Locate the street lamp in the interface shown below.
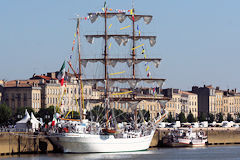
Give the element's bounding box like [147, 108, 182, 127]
[17, 115, 22, 119]
[45, 115, 51, 124]
[45, 115, 51, 120]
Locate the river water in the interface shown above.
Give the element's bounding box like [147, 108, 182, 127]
[2, 145, 240, 160]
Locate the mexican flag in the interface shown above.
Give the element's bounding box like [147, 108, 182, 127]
[57, 61, 65, 86]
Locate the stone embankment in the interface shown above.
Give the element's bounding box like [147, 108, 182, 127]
[150, 128, 240, 147]
[1, 128, 240, 155]
[0, 132, 53, 155]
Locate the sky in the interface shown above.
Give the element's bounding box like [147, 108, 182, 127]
[0, 0, 240, 91]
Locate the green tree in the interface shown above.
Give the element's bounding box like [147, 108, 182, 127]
[0, 103, 12, 125]
[187, 112, 196, 123]
[178, 112, 187, 123]
[112, 108, 124, 122]
[87, 105, 105, 123]
[167, 112, 175, 123]
[227, 113, 233, 122]
[216, 113, 224, 123]
[235, 112, 240, 123]
[208, 113, 215, 123]
[36, 106, 55, 123]
[198, 112, 206, 122]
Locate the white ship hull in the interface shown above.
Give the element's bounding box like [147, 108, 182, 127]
[49, 131, 155, 153]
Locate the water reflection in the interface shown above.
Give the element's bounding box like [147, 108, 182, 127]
[3, 145, 240, 160]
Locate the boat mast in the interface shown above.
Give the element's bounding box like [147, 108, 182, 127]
[104, 2, 109, 129]
[77, 18, 84, 120]
[131, 0, 138, 129]
[132, 0, 136, 79]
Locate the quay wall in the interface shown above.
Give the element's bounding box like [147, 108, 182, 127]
[150, 128, 240, 147]
[1, 128, 240, 154]
[0, 132, 53, 155]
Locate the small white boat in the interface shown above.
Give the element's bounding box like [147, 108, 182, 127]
[163, 128, 207, 147]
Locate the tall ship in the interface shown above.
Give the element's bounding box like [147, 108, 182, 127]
[48, 1, 169, 153]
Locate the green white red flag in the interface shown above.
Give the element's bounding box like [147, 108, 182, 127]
[57, 61, 65, 86]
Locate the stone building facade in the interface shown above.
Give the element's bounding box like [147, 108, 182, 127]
[2, 80, 42, 112]
[192, 85, 240, 120]
[162, 88, 198, 119]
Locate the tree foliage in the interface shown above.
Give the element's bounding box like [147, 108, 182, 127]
[178, 112, 187, 123]
[187, 112, 196, 123]
[227, 113, 233, 122]
[235, 112, 240, 123]
[87, 105, 106, 123]
[0, 103, 12, 125]
[216, 113, 224, 123]
[36, 105, 55, 123]
[167, 112, 175, 123]
[198, 112, 206, 122]
[208, 113, 215, 123]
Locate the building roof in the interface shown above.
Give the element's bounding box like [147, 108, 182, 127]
[4, 80, 40, 88]
[180, 91, 196, 95]
[215, 90, 224, 93]
[205, 85, 214, 89]
[31, 75, 57, 81]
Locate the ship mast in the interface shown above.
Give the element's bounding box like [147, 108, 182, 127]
[68, 18, 84, 120]
[76, 18, 85, 120]
[104, 3, 109, 129]
[131, 0, 138, 129]
[132, 1, 136, 78]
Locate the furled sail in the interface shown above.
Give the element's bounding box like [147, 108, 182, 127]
[88, 13, 152, 24]
[88, 13, 127, 23]
[108, 78, 165, 89]
[127, 15, 152, 24]
[81, 58, 161, 68]
[81, 78, 165, 89]
[85, 35, 156, 46]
